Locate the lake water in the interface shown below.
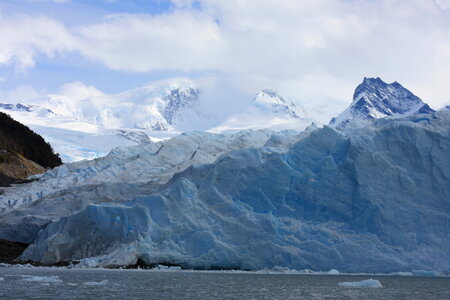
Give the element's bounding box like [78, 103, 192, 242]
[0, 266, 449, 299]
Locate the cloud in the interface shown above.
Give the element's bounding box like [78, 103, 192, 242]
[75, 11, 225, 72]
[74, 0, 450, 107]
[435, 0, 450, 9]
[1, 0, 450, 110]
[0, 84, 42, 102]
[0, 13, 73, 70]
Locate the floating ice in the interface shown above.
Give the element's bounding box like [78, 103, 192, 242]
[83, 279, 109, 286]
[153, 265, 182, 271]
[412, 270, 440, 277]
[389, 272, 414, 276]
[327, 269, 340, 275]
[22, 275, 63, 283]
[0, 277, 4, 281]
[338, 279, 382, 288]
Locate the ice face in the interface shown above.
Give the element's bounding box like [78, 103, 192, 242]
[18, 111, 450, 273]
[0, 129, 306, 243]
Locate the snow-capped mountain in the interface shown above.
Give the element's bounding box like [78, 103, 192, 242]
[39, 83, 200, 131]
[0, 102, 146, 162]
[0, 85, 314, 162]
[1, 110, 448, 272]
[330, 77, 435, 128]
[210, 89, 312, 132]
[0, 83, 200, 162]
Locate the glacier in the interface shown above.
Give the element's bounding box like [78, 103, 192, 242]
[7, 110, 449, 273]
[0, 128, 309, 243]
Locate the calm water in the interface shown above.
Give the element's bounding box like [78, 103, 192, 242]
[0, 266, 449, 299]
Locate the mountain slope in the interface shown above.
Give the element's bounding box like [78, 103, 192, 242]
[0, 83, 200, 162]
[0, 85, 313, 162]
[330, 77, 434, 128]
[0, 112, 61, 186]
[4, 110, 448, 272]
[210, 90, 312, 132]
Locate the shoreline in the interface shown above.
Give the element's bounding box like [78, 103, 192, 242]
[1, 262, 448, 278]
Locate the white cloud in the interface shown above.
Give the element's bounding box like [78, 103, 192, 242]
[0, 85, 42, 102]
[435, 0, 450, 9]
[74, 11, 225, 72]
[1, 0, 450, 111]
[59, 81, 105, 101]
[0, 14, 73, 70]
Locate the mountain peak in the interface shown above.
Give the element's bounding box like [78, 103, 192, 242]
[252, 89, 303, 120]
[162, 87, 199, 125]
[330, 77, 434, 128]
[254, 89, 286, 106]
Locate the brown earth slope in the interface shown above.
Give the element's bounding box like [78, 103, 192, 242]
[0, 111, 62, 187]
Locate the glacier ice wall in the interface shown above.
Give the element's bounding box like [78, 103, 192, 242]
[0, 128, 308, 243]
[19, 111, 450, 272]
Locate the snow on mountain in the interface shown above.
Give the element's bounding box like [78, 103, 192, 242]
[210, 90, 312, 132]
[40, 82, 200, 131]
[330, 77, 435, 128]
[0, 85, 315, 162]
[1, 110, 448, 272]
[0, 104, 145, 162]
[0, 82, 201, 162]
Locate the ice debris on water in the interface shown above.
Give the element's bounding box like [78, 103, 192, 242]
[412, 270, 440, 277]
[327, 269, 340, 275]
[338, 279, 382, 288]
[21, 275, 63, 283]
[83, 279, 108, 286]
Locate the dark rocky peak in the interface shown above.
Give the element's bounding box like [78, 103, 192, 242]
[163, 87, 199, 125]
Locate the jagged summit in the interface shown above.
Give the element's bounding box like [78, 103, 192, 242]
[163, 87, 199, 125]
[330, 77, 434, 128]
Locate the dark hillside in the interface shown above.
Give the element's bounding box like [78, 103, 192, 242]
[0, 112, 61, 168]
[0, 112, 62, 187]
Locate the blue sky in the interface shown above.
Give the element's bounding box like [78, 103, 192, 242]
[1, 0, 450, 112]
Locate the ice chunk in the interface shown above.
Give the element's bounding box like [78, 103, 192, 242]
[327, 269, 340, 275]
[339, 279, 382, 288]
[78, 257, 100, 268]
[22, 275, 63, 283]
[83, 279, 108, 286]
[389, 272, 413, 276]
[412, 270, 440, 277]
[153, 265, 182, 271]
[0, 277, 4, 281]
